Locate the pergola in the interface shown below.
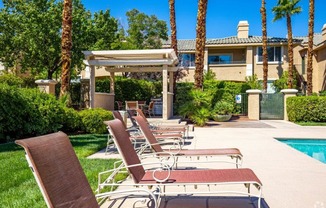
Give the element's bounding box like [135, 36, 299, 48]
[83, 49, 179, 120]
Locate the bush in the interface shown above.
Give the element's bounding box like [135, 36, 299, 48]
[0, 84, 68, 142]
[287, 96, 326, 122]
[61, 107, 82, 133]
[0, 73, 23, 86]
[79, 108, 113, 134]
[95, 77, 161, 104]
[179, 89, 212, 126]
[319, 91, 326, 96]
[212, 100, 234, 115]
[273, 71, 298, 92]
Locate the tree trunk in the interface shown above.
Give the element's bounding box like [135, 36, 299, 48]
[60, 0, 73, 98]
[286, 14, 294, 89]
[307, 0, 315, 96]
[169, 0, 179, 102]
[261, 0, 268, 92]
[194, 0, 208, 90]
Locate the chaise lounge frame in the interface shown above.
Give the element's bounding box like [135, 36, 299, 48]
[100, 119, 263, 208]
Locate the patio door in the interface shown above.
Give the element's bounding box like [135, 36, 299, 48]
[260, 93, 284, 120]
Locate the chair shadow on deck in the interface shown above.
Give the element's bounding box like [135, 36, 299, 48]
[105, 196, 270, 208]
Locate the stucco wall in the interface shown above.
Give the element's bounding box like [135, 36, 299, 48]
[210, 65, 247, 81]
[208, 48, 246, 62]
[252, 46, 288, 80]
[317, 48, 326, 91]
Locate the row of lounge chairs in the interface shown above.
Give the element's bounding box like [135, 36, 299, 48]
[15, 110, 264, 208]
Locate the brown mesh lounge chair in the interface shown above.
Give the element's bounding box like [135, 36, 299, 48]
[134, 115, 243, 168]
[125, 101, 138, 110]
[108, 111, 184, 153]
[15, 132, 157, 208]
[100, 119, 263, 208]
[124, 110, 185, 143]
[133, 109, 187, 136]
[136, 109, 190, 137]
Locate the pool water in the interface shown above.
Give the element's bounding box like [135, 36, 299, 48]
[278, 139, 326, 164]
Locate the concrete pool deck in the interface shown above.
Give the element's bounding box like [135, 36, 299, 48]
[92, 119, 326, 208]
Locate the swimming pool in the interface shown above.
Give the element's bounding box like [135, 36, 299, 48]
[278, 139, 326, 164]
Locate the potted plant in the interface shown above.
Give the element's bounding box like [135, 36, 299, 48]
[212, 100, 234, 122]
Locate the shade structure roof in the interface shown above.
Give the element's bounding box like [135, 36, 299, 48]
[83, 49, 179, 70]
[82, 48, 178, 120]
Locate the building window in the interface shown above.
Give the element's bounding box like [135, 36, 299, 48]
[208, 54, 232, 64]
[179, 53, 195, 67]
[257, 46, 282, 63]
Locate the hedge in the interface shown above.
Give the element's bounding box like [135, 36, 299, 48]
[287, 96, 326, 122]
[79, 108, 113, 134]
[0, 83, 113, 143]
[0, 84, 66, 142]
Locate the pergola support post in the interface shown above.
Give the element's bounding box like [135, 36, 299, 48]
[89, 65, 95, 108]
[162, 65, 168, 120]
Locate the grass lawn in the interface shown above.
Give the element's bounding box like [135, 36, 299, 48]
[0, 134, 119, 208]
[295, 122, 326, 126]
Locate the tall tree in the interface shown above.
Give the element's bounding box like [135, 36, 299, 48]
[60, 0, 73, 97]
[272, 0, 302, 89]
[169, 0, 179, 100]
[169, 0, 178, 57]
[0, 0, 62, 79]
[260, 0, 269, 92]
[125, 9, 168, 79]
[126, 9, 168, 49]
[0, 0, 116, 80]
[194, 0, 208, 89]
[306, 0, 315, 95]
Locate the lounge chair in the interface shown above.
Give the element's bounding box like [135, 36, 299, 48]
[15, 132, 157, 208]
[115, 101, 124, 110]
[125, 101, 138, 111]
[135, 108, 190, 138]
[126, 109, 185, 139]
[134, 115, 243, 168]
[143, 101, 155, 117]
[101, 119, 263, 208]
[108, 111, 184, 152]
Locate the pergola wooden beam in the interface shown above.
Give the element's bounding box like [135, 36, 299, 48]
[104, 66, 179, 72]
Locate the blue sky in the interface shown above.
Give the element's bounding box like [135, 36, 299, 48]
[1, 0, 325, 39]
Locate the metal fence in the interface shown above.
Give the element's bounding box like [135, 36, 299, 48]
[260, 93, 284, 120]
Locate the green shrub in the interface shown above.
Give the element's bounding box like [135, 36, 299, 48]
[95, 77, 161, 104]
[287, 96, 326, 122]
[245, 74, 262, 90]
[0, 73, 24, 86]
[61, 107, 82, 133]
[273, 71, 298, 92]
[179, 89, 212, 126]
[319, 91, 326, 96]
[79, 108, 113, 134]
[212, 100, 234, 115]
[0, 84, 68, 142]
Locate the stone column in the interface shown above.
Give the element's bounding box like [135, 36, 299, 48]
[35, 79, 57, 95]
[246, 89, 262, 120]
[281, 89, 298, 121]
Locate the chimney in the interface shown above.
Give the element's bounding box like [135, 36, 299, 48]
[237, 21, 249, 39]
[322, 24, 326, 41]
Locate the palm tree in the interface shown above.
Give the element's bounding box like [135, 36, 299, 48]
[194, 0, 208, 89]
[261, 0, 268, 92]
[272, 0, 302, 89]
[60, 0, 73, 98]
[307, 0, 314, 95]
[169, 0, 179, 100]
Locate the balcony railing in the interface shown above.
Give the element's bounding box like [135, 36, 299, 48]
[209, 60, 246, 65]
